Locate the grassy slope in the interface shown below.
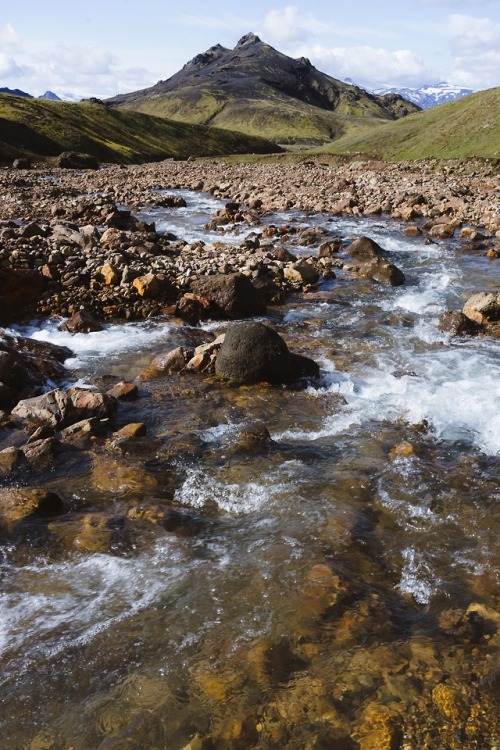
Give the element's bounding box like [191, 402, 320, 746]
[312, 87, 500, 160]
[0, 95, 280, 163]
[128, 89, 396, 145]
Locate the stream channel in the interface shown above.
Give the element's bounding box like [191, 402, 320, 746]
[1, 190, 499, 749]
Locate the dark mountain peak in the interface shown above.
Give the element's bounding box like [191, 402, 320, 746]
[296, 56, 312, 67]
[236, 32, 261, 48]
[184, 43, 230, 72]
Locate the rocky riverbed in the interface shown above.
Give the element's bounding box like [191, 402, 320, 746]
[0, 157, 499, 750]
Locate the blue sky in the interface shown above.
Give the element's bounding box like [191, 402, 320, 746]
[1, 1, 499, 98]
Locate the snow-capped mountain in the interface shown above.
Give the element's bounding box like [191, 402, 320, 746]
[374, 82, 474, 109]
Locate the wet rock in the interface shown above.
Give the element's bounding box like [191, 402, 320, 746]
[190, 273, 266, 320]
[347, 236, 405, 286]
[0, 488, 64, 526]
[59, 417, 108, 445]
[438, 310, 481, 336]
[12, 388, 72, 429]
[112, 423, 147, 439]
[139, 346, 194, 379]
[284, 260, 320, 286]
[185, 335, 225, 374]
[91, 455, 158, 495]
[215, 322, 319, 385]
[106, 381, 139, 400]
[432, 683, 469, 723]
[0, 446, 25, 476]
[357, 702, 403, 750]
[21, 436, 61, 467]
[48, 513, 132, 554]
[463, 291, 500, 325]
[68, 387, 117, 421]
[389, 441, 416, 459]
[59, 308, 104, 333]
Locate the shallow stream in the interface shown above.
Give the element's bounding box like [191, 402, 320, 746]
[1, 192, 499, 749]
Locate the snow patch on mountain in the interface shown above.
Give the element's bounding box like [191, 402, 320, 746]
[374, 83, 474, 109]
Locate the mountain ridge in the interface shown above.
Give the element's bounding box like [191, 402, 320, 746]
[107, 33, 420, 144]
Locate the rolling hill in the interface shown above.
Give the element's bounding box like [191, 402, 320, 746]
[314, 87, 500, 161]
[0, 94, 281, 164]
[107, 33, 419, 145]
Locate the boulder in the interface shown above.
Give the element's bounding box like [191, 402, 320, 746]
[57, 151, 99, 169]
[215, 322, 319, 385]
[358, 256, 406, 286]
[59, 309, 104, 333]
[132, 273, 160, 298]
[438, 311, 481, 336]
[284, 260, 319, 286]
[68, 388, 117, 420]
[0, 488, 64, 526]
[190, 273, 266, 320]
[106, 381, 139, 400]
[347, 236, 405, 286]
[0, 268, 47, 324]
[139, 346, 193, 379]
[176, 293, 215, 325]
[12, 388, 72, 429]
[463, 292, 500, 325]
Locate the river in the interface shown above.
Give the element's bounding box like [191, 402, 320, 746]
[1, 191, 499, 749]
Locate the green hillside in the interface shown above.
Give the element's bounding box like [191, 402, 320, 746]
[0, 95, 281, 164]
[313, 87, 500, 160]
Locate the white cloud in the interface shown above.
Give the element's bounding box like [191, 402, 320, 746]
[293, 44, 428, 87]
[0, 24, 155, 99]
[0, 22, 21, 51]
[259, 5, 328, 45]
[449, 13, 500, 87]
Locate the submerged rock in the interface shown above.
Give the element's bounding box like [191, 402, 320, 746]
[215, 322, 319, 385]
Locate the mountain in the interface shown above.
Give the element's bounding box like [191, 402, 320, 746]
[39, 90, 62, 101]
[0, 87, 33, 98]
[107, 33, 419, 144]
[374, 82, 474, 110]
[0, 94, 281, 164]
[315, 87, 500, 161]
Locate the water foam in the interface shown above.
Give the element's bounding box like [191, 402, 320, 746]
[8, 318, 173, 371]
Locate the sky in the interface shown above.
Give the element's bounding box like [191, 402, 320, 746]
[1, 1, 499, 99]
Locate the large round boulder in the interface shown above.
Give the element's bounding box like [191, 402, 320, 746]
[215, 322, 319, 385]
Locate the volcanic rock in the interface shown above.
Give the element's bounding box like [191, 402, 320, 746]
[215, 322, 319, 385]
[190, 273, 266, 320]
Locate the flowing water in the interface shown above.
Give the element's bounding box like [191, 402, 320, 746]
[1, 192, 499, 749]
